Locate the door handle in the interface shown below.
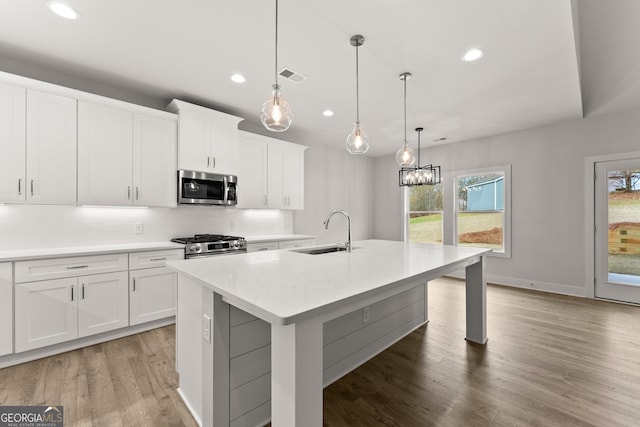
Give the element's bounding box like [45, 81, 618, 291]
[127, 186, 131, 200]
[135, 187, 139, 200]
[264, 195, 268, 206]
[81, 284, 85, 300]
[212, 156, 216, 168]
[71, 285, 75, 302]
[30, 180, 34, 196]
[207, 156, 210, 168]
[150, 257, 166, 262]
[257, 247, 269, 251]
[66, 265, 88, 270]
[132, 278, 136, 292]
[18, 179, 22, 195]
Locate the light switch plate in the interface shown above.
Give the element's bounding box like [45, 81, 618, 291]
[202, 314, 211, 343]
[133, 223, 144, 234]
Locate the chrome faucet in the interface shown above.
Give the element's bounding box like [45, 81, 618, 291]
[323, 210, 352, 252]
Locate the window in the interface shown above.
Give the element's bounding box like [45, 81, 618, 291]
[407, 183, 443, 244]
[404, 165, 511, 257]
[455, 166, 511, 256]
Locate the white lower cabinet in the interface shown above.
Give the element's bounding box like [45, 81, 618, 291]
[15, 271, 129, 352]
[246, 242, 279, 253]
[0, 263, 14, 356]
[247, 239, 315, 253]
[130, 267, 176, 325]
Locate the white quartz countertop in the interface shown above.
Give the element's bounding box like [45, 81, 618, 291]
[244, 234, 316, 243]
[0, 241, 185, 262]
[167, 239, 490, 325]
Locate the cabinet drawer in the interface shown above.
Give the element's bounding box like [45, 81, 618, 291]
[246, 242, 279, 253]
[278, 239, 315, 249]
[15, 253, 128, 283]
[129, 249, 183, 270]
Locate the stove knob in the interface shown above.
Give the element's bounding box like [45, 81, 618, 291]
[189, 245, 198, 252]
[233, 242, 239, 248]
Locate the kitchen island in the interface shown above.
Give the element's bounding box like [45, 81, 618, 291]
[167, 240, 490, 427]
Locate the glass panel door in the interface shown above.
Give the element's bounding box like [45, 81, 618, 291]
[595, 159, 640, 303]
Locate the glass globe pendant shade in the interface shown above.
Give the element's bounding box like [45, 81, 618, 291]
[260, 84, 292, 132]
[396, 143, 415, 167]
[346, 122, 369, 154]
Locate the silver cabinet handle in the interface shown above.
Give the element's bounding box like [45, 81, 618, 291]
[71, 285, 75, 302]
[212, 156, 216, 168]
[81, 284, 85, 300]
[30, 180, 34, 196]
[132, 278, 136, 292]
[150, 257, 166, 262]
[207, 156, 210, 168]
[127, 186, 131, 200]
[257, 247, 269, 251]
[18, 179, 22, 195]
[66, 265, 88, 270]
[135, 187, 139, 200]
[264, 195, 268, 206]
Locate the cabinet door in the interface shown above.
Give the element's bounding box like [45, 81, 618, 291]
[284, 145, 306, 210]
[0, 82, 26, 203]
[15, 278, 78, 352]
[26, 90, 77, 205]
[178, 111, 210, 172]
[133, 114, 177, 207]
[237, 133, 268, 208]
[267, 142, 286, 209]
[209, 114, 240, 175]
[129, 267, 176, 325]
[78, 101, 133, 206]
[0, 263, 12, 356]
[78, 271, 129, 338]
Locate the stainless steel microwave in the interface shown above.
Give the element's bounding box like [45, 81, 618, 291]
[177, 170, 238, 206]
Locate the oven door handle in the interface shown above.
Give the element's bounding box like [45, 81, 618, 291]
[186, 250, 247, 259]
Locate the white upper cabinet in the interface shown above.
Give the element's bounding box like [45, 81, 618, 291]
[268, 140, 307, 210]
[237, 131, 268, 209]
[78, 101, 177, 207]
[168, 99, 243, 175]
[133, 114, 178, 207]
[0, 82, 26, 204]
[26, 89, 77, 205]
[78, 101, 134, 206]
[0, 83, 77, 205]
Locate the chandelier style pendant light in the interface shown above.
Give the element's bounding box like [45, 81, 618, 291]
[399, 127, 442, 187]
[346, 35, 369, 154]
[260, 0, 292, 132]
[395, 72, 416, 167]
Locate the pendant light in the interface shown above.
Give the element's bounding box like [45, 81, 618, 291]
[346, 35, 369, 154]
[260, 0, 292, 132]
[395, 72, 415, 166]
[399, 127, 442, 187]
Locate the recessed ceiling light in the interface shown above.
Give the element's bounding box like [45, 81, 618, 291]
[46, 1, 81, 20]
[462, 48, 483, 62]
[230, 74, 246, 84]
[323, 110, 334, 117]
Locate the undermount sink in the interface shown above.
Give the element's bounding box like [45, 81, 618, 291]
[291, 244, 348, 255]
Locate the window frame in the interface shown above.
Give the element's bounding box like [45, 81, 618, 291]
[403, 164, 511, 258]
[450, 165, 511, 258]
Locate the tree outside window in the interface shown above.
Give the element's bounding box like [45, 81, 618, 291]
[408, 183, 443, 244]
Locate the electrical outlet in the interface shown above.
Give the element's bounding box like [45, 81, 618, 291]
[133, 223, 144, 234]
[202, 314, 211, 343]
[363, 306, 371, 323]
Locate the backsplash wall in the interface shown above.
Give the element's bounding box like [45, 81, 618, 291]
[0, 205, 292, 250]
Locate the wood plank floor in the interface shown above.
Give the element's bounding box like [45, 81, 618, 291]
[2, 277, 640, 426]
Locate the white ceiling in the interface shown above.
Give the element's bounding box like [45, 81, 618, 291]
[0, 0, 636, 156]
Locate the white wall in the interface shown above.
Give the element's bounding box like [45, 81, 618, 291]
[373, 106, 640, 297]
[294, 144, 375, 245]
[0, 205, 292, 251]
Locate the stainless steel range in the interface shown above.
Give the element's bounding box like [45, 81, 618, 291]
[171, 234, 247, 259]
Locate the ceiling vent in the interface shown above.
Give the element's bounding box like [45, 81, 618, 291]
[279, 68, 308, 83]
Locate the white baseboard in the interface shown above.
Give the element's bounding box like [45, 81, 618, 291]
[0, 317, 175, 369]
[177, 387, 202, 427]
[445, 270, 586, 297]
